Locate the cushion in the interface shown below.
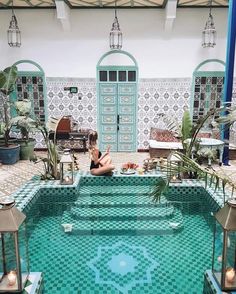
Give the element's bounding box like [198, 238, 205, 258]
[196, 132, 211, 139]
[149, 140, 183, 150]
[149, 127, 179, 142]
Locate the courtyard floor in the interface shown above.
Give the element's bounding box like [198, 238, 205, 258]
[0, 151, 236, 197]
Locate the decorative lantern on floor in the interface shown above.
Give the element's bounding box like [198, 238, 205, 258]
[167, 153, 182, 183]
[212, 198, 236, 291]
[0, 197, 29, 293]
[60, 149, 74, 185]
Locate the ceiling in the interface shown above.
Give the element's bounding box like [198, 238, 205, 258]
[0, 0, 228, 9]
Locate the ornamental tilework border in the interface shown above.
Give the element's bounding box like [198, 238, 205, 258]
[6, 77, 235, 149]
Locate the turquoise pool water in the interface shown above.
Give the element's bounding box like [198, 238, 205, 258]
[27, 179, 214, 294]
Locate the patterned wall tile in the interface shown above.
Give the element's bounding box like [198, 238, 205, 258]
[138, 78, 191, 149]
[43, 77, 191, 150]
[1, 77, 236, 149]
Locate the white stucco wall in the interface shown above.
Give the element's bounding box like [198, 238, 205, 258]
[0, 7, 231, 78]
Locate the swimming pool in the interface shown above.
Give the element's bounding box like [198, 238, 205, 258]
[26, 176, 216, 294]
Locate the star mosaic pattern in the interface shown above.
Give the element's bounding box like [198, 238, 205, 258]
[87, 241, 159, 293]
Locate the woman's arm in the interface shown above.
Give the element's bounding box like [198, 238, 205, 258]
[90, 148, 100, 164]
[97, 146, 110, 164]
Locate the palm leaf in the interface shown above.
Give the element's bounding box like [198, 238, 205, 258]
[181, 110, 192, 141]
[150, 178, 168, 203]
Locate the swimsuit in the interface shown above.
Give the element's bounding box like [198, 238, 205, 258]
[90, 151, 102, 170]
[90, 150, 113, 176]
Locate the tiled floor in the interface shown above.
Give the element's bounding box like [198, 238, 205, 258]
[0, 150, 236, 197]
[0, 151, 149, 196]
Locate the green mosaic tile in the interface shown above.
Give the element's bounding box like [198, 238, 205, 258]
[28, 211, 213, 294]
[6, 172, 232, 294]
[79, 184, 153, 195]
[70, 205, 175, 220]
[61, 209, 183, 235]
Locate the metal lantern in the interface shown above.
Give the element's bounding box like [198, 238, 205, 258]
[212, 198, 236, 291]
[0, 197, 29, 293]
[60, 149, 74, 185]
[202, 0, 216, 48]
[167, 153, 182, 183]
[7, 6, 21, 48]
[109, 3, 122, 50]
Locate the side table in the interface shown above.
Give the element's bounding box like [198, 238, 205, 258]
[185, 138, 224, 166]
[198, 138, 224, 166]
[69, 132, 88, 154]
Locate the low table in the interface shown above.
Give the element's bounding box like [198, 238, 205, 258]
[185, 138, 225, 166]
[49, 131, 89, 153]
[198, 138, 224, 166]
[69, 132, 88, 154]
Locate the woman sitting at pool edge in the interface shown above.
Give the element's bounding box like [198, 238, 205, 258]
[88, 131, 115, 176]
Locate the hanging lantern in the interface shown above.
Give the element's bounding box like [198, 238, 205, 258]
[60, 149, 74, 185]
[0, 197, 29, 293]
[202, 1, 216, 48]
[109, 2, 122, 50]
[7, 5, 21, 48]
[212, 198, 236, 291]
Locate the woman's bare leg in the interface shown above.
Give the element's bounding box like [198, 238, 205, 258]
[90, 164, 115, 176]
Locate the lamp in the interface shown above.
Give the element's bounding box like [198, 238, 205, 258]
[0, 197, 29, 292]
[109, 0, 122, 50]
[212, 198, 236, 290]
[7, 2, 21, 48]
[202, 0, 216, 48]
[60, 149, 74, 185]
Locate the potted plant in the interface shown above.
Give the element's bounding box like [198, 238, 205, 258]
[0, 65, 20, 164]
[11, 99, 37, 160]
[151, 106, 236, 202]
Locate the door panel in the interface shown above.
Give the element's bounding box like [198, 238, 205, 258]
[119, 105, 133, 114]
[118, 84, 136, 94]
[101, 125, 117, 133]
[101, 133, 117, 143]
[101, 115, 117, 124]
[118, 144, 134, 151]
[117, 84, 136, 152]
[119, 95, 135, 105]
[100, 84, 116, 95]
[101, 96, 116, 104]
[99, 84, 118, 151]
[120, 133, 134, 142]
[98, 70, 137, 152]
[119, 125, 133, 133]
[101, 105, 116, 114]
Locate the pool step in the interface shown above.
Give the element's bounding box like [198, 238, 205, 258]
[70, 205, 174, 221]
[76, 193, 168, 207]
[78, 185, 154, 195]
[61, 209, 183, 235]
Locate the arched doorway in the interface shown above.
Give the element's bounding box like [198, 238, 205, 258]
[12, 59, 47, 122]
[97, 50, 138, 152]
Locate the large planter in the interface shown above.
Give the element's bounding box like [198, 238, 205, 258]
[18, 139, 35, 160]
[0, 144, 20, 165]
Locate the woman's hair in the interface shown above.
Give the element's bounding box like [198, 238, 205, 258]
[88, 131, 98, 148]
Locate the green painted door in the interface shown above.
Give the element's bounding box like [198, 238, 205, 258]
[97, 50, 138, 152]
[98, 68, 137, 152]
